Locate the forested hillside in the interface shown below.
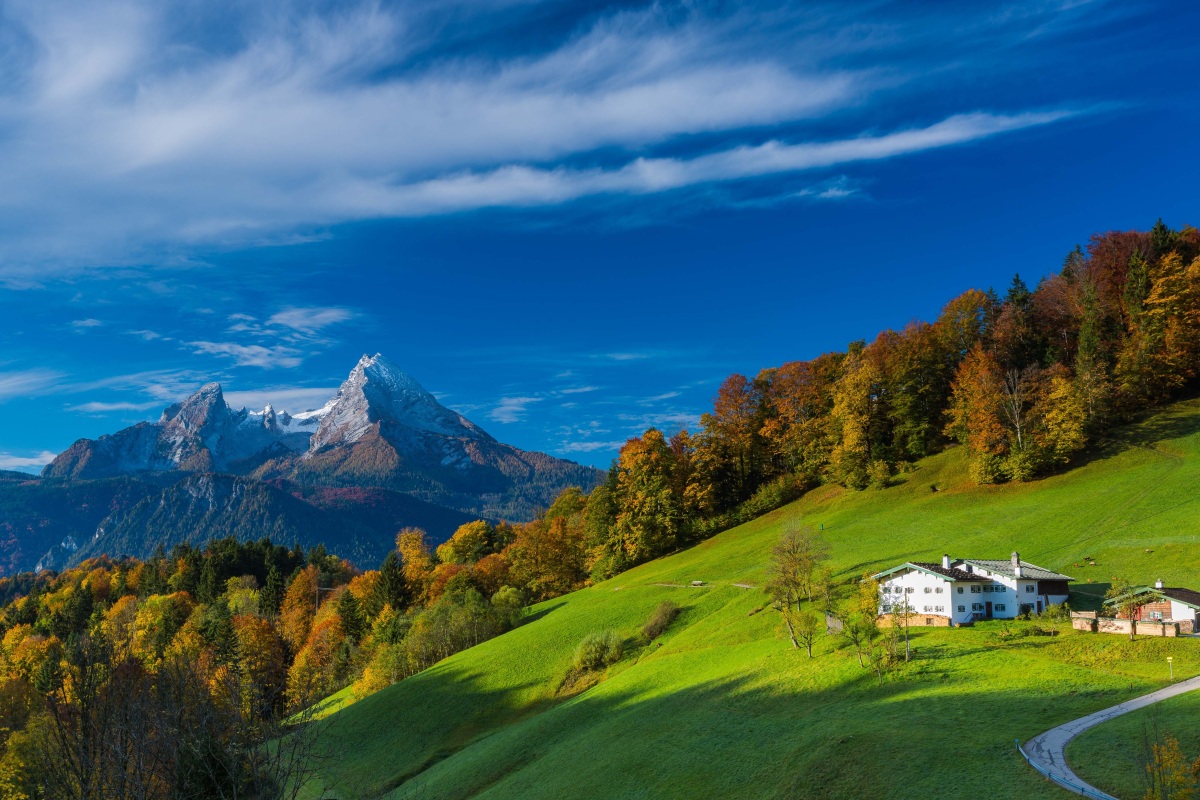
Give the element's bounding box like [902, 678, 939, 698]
[576, 220, 1200, 579]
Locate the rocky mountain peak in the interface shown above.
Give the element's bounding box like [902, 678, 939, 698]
[160, 382, 231, 435]
[308, 353, 491, 452]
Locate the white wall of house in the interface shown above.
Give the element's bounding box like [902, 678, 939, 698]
[1169, 600, 1199, 622]
[954, 565, 1049, 613]
[878, 566, 1055, 625]
[878, 570, 952, 620]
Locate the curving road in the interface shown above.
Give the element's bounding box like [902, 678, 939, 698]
[1021, 674, 1200, 799]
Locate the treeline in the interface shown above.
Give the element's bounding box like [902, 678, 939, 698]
[570, 220, 1200, 574]
[415, 220, 1200, 592]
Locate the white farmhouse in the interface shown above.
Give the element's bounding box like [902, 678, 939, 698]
[871, 552, 1074, 626]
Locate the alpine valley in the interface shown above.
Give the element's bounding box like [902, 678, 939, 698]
[0, 354, 602, 576]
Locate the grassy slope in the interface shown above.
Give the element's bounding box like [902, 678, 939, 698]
[1068, 690, 1200, 798]
[305, 399, 1200, 800]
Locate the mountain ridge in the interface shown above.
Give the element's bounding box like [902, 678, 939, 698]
[8, 353, 603, 575]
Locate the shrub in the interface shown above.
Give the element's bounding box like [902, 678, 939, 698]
[573, 630, 624, 672]
[868, 460, 892, 490]
[969, 454, 1007, 484]
[642, 601, 680, 641]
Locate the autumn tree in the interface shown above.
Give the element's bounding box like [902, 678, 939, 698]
[613, 429, 685, 565]
[280, 565, 319, 653]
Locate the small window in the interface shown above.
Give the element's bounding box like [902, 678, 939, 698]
[935, 587, 943, 594]
[1025, 585, 1034, 593]
[1151, 611, 1163, 620]
[972, 603, 983, 611]
[957, 605, 966, 612]
[957, 587, 964, 594]
[906, 587, 914, 594]
[924, 587, 932, 594]
[996, 585, 1006, 593]
[971, 585, 982, 594]
[936, 605, 944, 612]
[923, 605, 932, 612]
[995, 604, 1006, 611]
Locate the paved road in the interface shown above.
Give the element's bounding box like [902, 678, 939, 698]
[1022, 674, 1200, 799]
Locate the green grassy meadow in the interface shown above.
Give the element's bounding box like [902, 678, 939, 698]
[1068, 690, 1200, 799]
[303, 399, 1200, 800]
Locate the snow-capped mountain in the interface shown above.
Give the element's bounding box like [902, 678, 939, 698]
[308, 353, 490, 451]
[44, 381, 319, 478]
[41, 353, 603, 521]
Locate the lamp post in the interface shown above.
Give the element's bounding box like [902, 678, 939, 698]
[1168, 656, 1174, 680]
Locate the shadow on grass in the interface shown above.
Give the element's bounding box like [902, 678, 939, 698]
[522, 600, 567, 625]
[305, 622, 1199, 800]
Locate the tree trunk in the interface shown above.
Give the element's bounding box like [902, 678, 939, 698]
[782, 609, 799, 650]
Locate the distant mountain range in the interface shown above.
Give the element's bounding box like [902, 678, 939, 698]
[1, 354, 603, 576]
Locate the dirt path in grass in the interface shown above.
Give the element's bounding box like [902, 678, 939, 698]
[1021, 675, 1200, 799]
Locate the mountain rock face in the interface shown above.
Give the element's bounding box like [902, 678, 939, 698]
[14, 354, 604, 574]
[45, 383, 318, 479]
[274, 354, 601, 520]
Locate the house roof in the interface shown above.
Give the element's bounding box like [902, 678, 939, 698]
[1162, 587, 1200, 609]
[956, 559, 1074, 582]
[872, 562, 990, 582]
[1106, 586, 1200, 610]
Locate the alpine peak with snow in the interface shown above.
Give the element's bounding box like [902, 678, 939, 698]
[9, 354, 603, 575]
[309, 353, 491, 451]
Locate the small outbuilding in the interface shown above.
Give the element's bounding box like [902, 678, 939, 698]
[1105, 580, 1200, 634]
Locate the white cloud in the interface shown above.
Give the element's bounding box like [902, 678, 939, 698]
[559, 385, 601, 395]
[0, 369, 62, 401]
[0, 1, 1090, 277]
[67, 400, 161, 413]
[0, 450, 58, 471]
[71, 318, 104, 328]
[223, 387, 337, 414]
[267, 307, 354, 333]
[559, 440, 627, 453]
[189, 341, 303, 368]
[489, 396, 542, 424]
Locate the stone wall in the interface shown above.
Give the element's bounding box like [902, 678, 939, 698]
[877, 612, 952, 628]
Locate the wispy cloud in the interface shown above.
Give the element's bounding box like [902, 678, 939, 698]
[71, 318, 104, 329]
[0, 369, 62, 401]
[190, 341, 303, 369]
[266, 307, 355, 334]
[559, 440, 628, 453]
[0, 1, 1097, 278]
[489, 396, 542, 424]
[558, 385, 601, 395]
[67, 399, 162, 413]
[0, 450, 57, 471]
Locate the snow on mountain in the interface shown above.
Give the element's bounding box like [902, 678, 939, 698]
[308, 353, 492, 453]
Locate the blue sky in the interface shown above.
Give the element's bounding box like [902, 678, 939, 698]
[0, 0, 1198, 471]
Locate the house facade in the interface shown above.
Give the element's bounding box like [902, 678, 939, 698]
[872, 552, 1074, 626]
[1107, 580, 1200, 633]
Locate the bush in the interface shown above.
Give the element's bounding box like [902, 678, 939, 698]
[868, 460, 892, 490]
[969, 454, 1007, 484]
[573, 630, 624, 672]
[642, 601, 680, 641]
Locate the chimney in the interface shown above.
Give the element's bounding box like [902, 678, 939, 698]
[1155, 578, 1165, 590]
[1012, 551, 1023, 579]
[942, 554, 951, 569]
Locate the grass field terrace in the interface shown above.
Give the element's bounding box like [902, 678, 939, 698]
[302, 398, 1200, 800]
